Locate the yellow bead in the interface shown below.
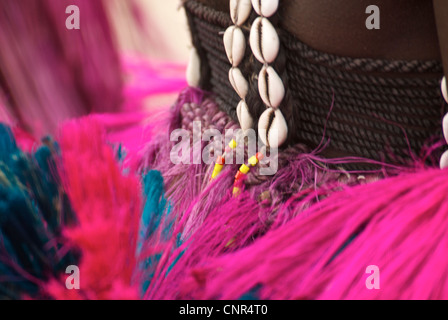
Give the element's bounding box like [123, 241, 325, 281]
[211, 164, 224, 179]
[233, 186, 241, 196]
[225, 237, 236, 248]
[239, 164, 250, 174]
[248, 156, 259, 166]
[229, 139, 237, 149]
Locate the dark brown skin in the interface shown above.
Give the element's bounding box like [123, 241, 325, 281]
[197, 0, 441, 61]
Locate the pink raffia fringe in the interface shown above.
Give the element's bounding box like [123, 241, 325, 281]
[44, 119, 143, 300]
[39, 57, 185, 299]
[6, 1, 448, 300]
[179, 168, 448, 300]
[133, 86, 448, 300]
[19, 61, 448, 300]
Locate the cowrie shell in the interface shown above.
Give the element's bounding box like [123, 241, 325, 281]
[251, 0, 279, 18]
[441, 150, 448, 169]
[442, 77, 448, 103]
[186, 48, 201, 87]
[249, 17, 279, 64]
[229, 67, 248, 99]
[443, 113, 448, 144]
[237, 100, 254, 131]
[258, 66, 285, 108]
[230, 0, 252, 26]
[258, 108, 288, 148]
[224, 26, 246, 67]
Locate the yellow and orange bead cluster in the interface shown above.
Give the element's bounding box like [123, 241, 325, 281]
[232, 152, 264, 196]
[210, 139, 238, 181]
[209, 139, 264, 196]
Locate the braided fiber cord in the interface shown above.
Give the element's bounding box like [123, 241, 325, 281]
[183, 0, 448, 169]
